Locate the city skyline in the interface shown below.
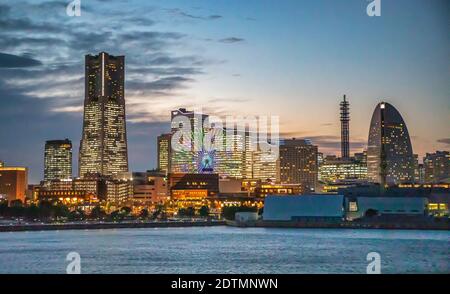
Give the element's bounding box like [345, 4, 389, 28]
[0, 0, 449, 183]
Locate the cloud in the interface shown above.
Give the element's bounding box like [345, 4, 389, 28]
[306, 135, 367, 154]
[127, 76, 194, 92]
[167, 8, 222, 20]
[279, 131, 308, 138]
[279, 135, 367, 155]
[437, 138, 450, 146]
[0, 53, 42, 68]
[0, 0, 240, 182]
[52, 105, 84, 113]
[219, 37, 245, 44]
[208, 97, 251, 104]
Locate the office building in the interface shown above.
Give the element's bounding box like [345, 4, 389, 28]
[106, 179, 132, 206]
[157, 133, 171, 174]
[169, 108, 280, 181]
[251, 149, 280, 182]
[213, 129, 247, 179]
[255, 182, 303, 197]
[423, 151, 449, 183]
[37, 190, 98, 206]
[44, 139, 72, 181]
[367, 102, 415, 185]
[317, 152, 324, 166]
[44, 177, 107, 201]
[418, 163, 425, 184]
[132, 171, 168, 206]
[354, 151, 367, 164]
[279, 138, 318, 192]
[213, 129, 279, 181]
[0, 167, 28, 203]
[319, 157, 367, 183]
[79, 52, 129, 178]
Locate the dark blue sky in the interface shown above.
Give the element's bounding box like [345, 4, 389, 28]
[0, 0, 449, 183]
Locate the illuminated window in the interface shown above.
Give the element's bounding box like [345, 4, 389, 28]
[349, 201, 358, 212]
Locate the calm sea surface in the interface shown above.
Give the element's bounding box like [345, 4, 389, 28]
[0, 227, 448, 274]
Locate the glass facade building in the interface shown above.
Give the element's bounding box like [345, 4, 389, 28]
[79, 52, 128, 177]
[424, 151, 449, 183]
[157, 133, 171, 174]
[279, 138, 318, 192]
[319, 159, 367, 183]
[169, 109, 279, 181]
[170, 108, 208, 174]
[44, 139, 72, 181]
[367, 102, 415, 185]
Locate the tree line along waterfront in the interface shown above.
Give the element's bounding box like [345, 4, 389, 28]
[0, 199, 260, 224]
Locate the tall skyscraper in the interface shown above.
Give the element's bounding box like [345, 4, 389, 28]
[157, 133, 172, 174]
[0, 161, 4, 168]
[44, 139, 72, 181]
[340, 95, 350, 160]
[0, 167, 28, 203]
[279, 138, 318, 192]
[423, 151, 449, 183]
[79, 52, 128, 177]
[367, 102, 415, 185]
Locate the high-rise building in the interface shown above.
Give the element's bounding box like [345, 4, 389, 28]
[211, 129, 246, 179]
[367, 102, 415, 185]
[319, 158, 367, 183]
[279, 138, 318, 192]
[79, 52, 128, 178]
[317, 152, 324, 166]
[340, 95, 350, 160]
[157, 133, 171, 174]
[251, 149, 280, 182]
[418, 163, 425, 184]
[354, 150, 367, 165]
[0, 161, 4, 168]
[423, 151, 449, 183]
[170, 108, 208, 174]
[413, 154, 420, 184]
[0, 167, 28, 203]
[44, 139, 72, 181]
[169, 108, 279, 181]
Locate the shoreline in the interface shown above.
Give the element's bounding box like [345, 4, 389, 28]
[228, 220, 450, 231]
[0, 219, 449, 232]
[0, 220, 226, 232]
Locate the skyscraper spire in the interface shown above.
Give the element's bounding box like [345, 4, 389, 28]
[340, 95, 350, 160]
